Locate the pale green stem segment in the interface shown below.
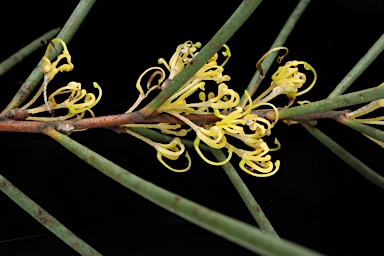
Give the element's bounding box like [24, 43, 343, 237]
[302, 123, 384, 190]
[44, 126, 323, 256]
[1, 0, 97, 115]
[210, 148, 280, 239]
[337, 115, 384, 144]
[0, 174, 101, 255]
[328, 33, 384, 98]
[278, 86, 384, 120]
[140, 0, 263, 116]
[240, 0, 312, 105]
[0, 28, 60, 77]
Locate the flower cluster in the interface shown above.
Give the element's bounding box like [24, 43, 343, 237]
[21, 38, 102, 121]
[253, 60, 317, 107]
[124, 41, 316, 176]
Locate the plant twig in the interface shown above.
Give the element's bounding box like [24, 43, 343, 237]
[0, 174, 101, 255]
[0, 0, 97, 116]
[328, 33, 384, 97]
[0, 108, 369, 134]
[0, 110, 221, 133]
[43, 126, 323, 256]
[210, 148, 280, 238]
[274, 110, 348, 124]
[140, 0, 263, 116]
[337, 115, 384, 143]
[276, 86, 384, 120]
[302, 123, 384, 190]
[0, 28, 60, 77]
[240, 0, 312, 107]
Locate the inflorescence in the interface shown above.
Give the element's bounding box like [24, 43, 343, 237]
[21, 38, 317, 177]
[21, 38, 102, 121]
[124, 41, 317, 177]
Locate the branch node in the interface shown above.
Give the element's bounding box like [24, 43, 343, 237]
[54, 122, 74, 135]
[5, 108, 30, 120]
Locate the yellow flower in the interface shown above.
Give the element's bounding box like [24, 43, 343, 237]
[215, 107, 246, 134]
[234, 142, 280, 177]
[194, 138, 234, 166]
[41, 38, 74, 82]
[26, 82, 102, 121]
[170, 112, 226, 149]
[192, 59, 231, 84]
[158, 41, 231, 90]
[124, 128, 191, 172]
[41, 38, 75, 112]
[253, 60, 317, 105]
[66, 82, 102, 115]
[126, 67, 165, 113]
[155, 138, 191, 173]
[158, 41, 201, 89]
[158, 82, 239, 114]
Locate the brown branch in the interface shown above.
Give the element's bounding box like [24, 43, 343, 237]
[0, 110, 221, 134]
[0, 108, 349, 134]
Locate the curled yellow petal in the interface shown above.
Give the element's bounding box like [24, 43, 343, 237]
[169, 112, 226, 149]
[220, 44, 231, 67]
[256, 47, 289, 77]
[239, 159, 280, 177]
[194, 138, 233, 166]
[269, 138, 281, 151]
[42, 38, 74, 82]
[155, 138, 191, 172]
[155, 137, 185, 160]
[196, 126, 227, 149]
[227, 133, 264, 148]
[294, 62, 317, 96]
[157, 151, 191, 173]
[135, 67, 164, 96]
[209, 83, 239, 109]
[67, 82, 102, 115]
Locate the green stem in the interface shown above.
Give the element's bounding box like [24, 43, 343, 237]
[44, 126, 322, 256]
[0, 174, 101, 255]
[278, 86, 384, 120]
[0, 28, 60, 77]
[210, 148, 280, 239]
[328, 33, 384, 97]
[140, 0, 263, 116]
[240, 0, 312, 105]
[0, 0, 97, 116]
[302, 123, 384, 190]
[337, 116, 384, 143]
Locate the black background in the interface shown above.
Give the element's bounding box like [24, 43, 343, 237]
[0, 0, 384, 255]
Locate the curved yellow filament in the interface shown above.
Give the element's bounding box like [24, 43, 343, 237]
[67, 82, 102, 114]
[136, 67, 164, 95]
[194, 138, 233, 166]
[239, 160, 280, 177]
[295, 62, 317, 96]
[157, 151, 191, 173]
[256, 47, 289, 76]
[220, 44, 231, 67]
